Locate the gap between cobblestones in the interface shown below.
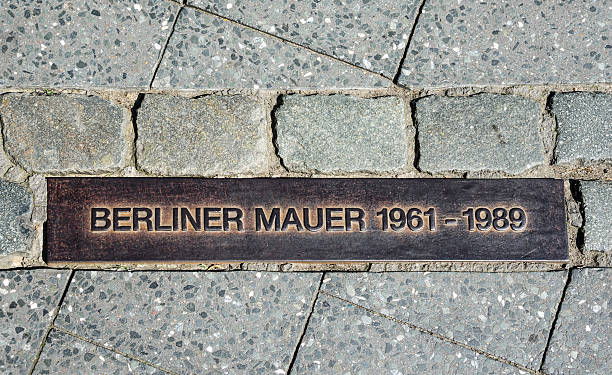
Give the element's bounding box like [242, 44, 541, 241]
[286, 272, 325, 375]
[318, 289, 551, 375]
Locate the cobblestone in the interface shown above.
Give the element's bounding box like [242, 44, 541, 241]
[136, 94, 268, 176]
[415, 94, 545, 174]
[275, 95, 407, 172]
[551, 92, 612, 164]
[0, 0, 179, 88]
[1, 94, 130, 173]
[581, 181, 612, 252]
[0, 179, 33, 256]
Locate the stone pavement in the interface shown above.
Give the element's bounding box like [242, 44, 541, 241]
[0, 0, 611, 374]
[0, 268, 610, 374]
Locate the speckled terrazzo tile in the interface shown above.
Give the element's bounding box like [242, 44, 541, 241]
[543, 268, 611, 374]
[292, 294, 520, 374]
[153, 7, 389, 89]
[399, 0, 611, 87]
[34, 330, 164, 375]
[187, 0, 422, 77]
[55, 271, 322, 374]
[0, 269, 70, 375]
[0, 0, 179, 88]
[321, 272, 567, 368]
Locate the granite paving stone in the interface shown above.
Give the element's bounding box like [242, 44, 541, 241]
[321, 271, 567, 368]
[153, 7, 388, 89]
[0, 0, 179, 88]
[55, 271, 322, 374]
[399, 0, 611, 87]
[188, 0, 423, 77]
[275, 95, 407, 172]
[292, 294, 520, 374]
[542, 268, 611, 374]
[136, 94, 268, 176]
[34, 330, 164, 375]
[581, 181, 612, 252]
[415, 94, 545, 174]
[0, 179, 32, 256]
[1, 94, 130, 173]
[551, 92, 612, 164]
[0, 269, 70, 374]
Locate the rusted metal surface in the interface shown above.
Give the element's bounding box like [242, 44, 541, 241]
[46, 178, 568, 263]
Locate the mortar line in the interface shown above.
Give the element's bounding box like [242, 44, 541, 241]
[182, 3, 393, 84]
[538, 268, 572, 372]
[51, 325, 179, 375]
[269, 94, 290, 172]
[286, 272, 325, 374]
[130, 93, 146, 170]
[149, 4, 184, 89]
[319, 290, 547, 375]
[391, 0, 428, 84]
[28, 269, 74, 375]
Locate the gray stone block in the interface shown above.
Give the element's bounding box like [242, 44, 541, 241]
[551, 92, 612, 164]
[188, 0, 422, 77]
[1, 94, 130, 173]
[55, 271, 322, 374]
[321, 271, 567, 368]
[292, 294, 518, 374]
[275, 95, 407, 172]
[399, 0, 611, 87]
[0, 0, 179, 88]
[0, 269, 71, 374]
[34, 330, 164, 375]
[153, 8, 388, 89]
[0, 179, 33, 256]
[415, 94, 545, 174]
[136, 94, 268, 176]
[543, 268, 611, 374]
[581, 181, 612, 252]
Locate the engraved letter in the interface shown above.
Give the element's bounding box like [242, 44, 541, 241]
[133, 207, 153, 231]
[154, 208, 172, 231]
[303, 208, 323, 232]
[113, 208, 131, 231]
[256, 207, 280, 231]
[181, 207, 201, 231]
[91, 208, 111, 231]
[345, 208, 365, 231]
[325, 208, 344, 231]
[223, 208, 244, 231]
[281, 208, 303, 231]
[204, 208, 222, 231]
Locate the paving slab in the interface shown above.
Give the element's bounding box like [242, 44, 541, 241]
[581, 181, 612, 252]
[153, 7, 388, 89]
[34, 329, 164, 375]
[292, 294, 520, 374]
[543, 268, 611, 375]
[0, 179, 32, 256]
[1, 94, 130, 173]
[399, 0, 611, 87]
[136, 94, 268, 176]
[0, 269, 70, 374]
[415, 94, 545, 174]
[551, 92, 612, 164]
[321, 271, 567, 368]
[188, 0, 422, 77]
[0, 0, 179, 88]
[275, 95, 407, 172]
[55, 271, 322, 374]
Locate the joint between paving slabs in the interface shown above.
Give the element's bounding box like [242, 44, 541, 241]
[391, 0, 428, 84]
[149, 4, 184, 90]
[538, 268, 572, 372]
[318, 290, 549, 375]
[28, 269, 74, 375]
[286, 272, 326, 375]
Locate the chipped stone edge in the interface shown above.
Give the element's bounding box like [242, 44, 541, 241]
[0, 83, 610, 270]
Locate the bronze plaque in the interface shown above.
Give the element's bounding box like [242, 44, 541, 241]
[46, 178, 568, 263]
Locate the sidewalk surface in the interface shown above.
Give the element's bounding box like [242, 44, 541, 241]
[0, 0, 611, 374]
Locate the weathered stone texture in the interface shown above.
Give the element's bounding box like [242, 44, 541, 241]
[581, 181, 612, 252]
[0, 179, 33, 256]
[415, 94, 545, 174]
[275, 95, 407, 172]
[543, 268, 611, 374]
[551, 92, 612, 164]
[1, 94, 130, 173]
[136, 95, 268, 176]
